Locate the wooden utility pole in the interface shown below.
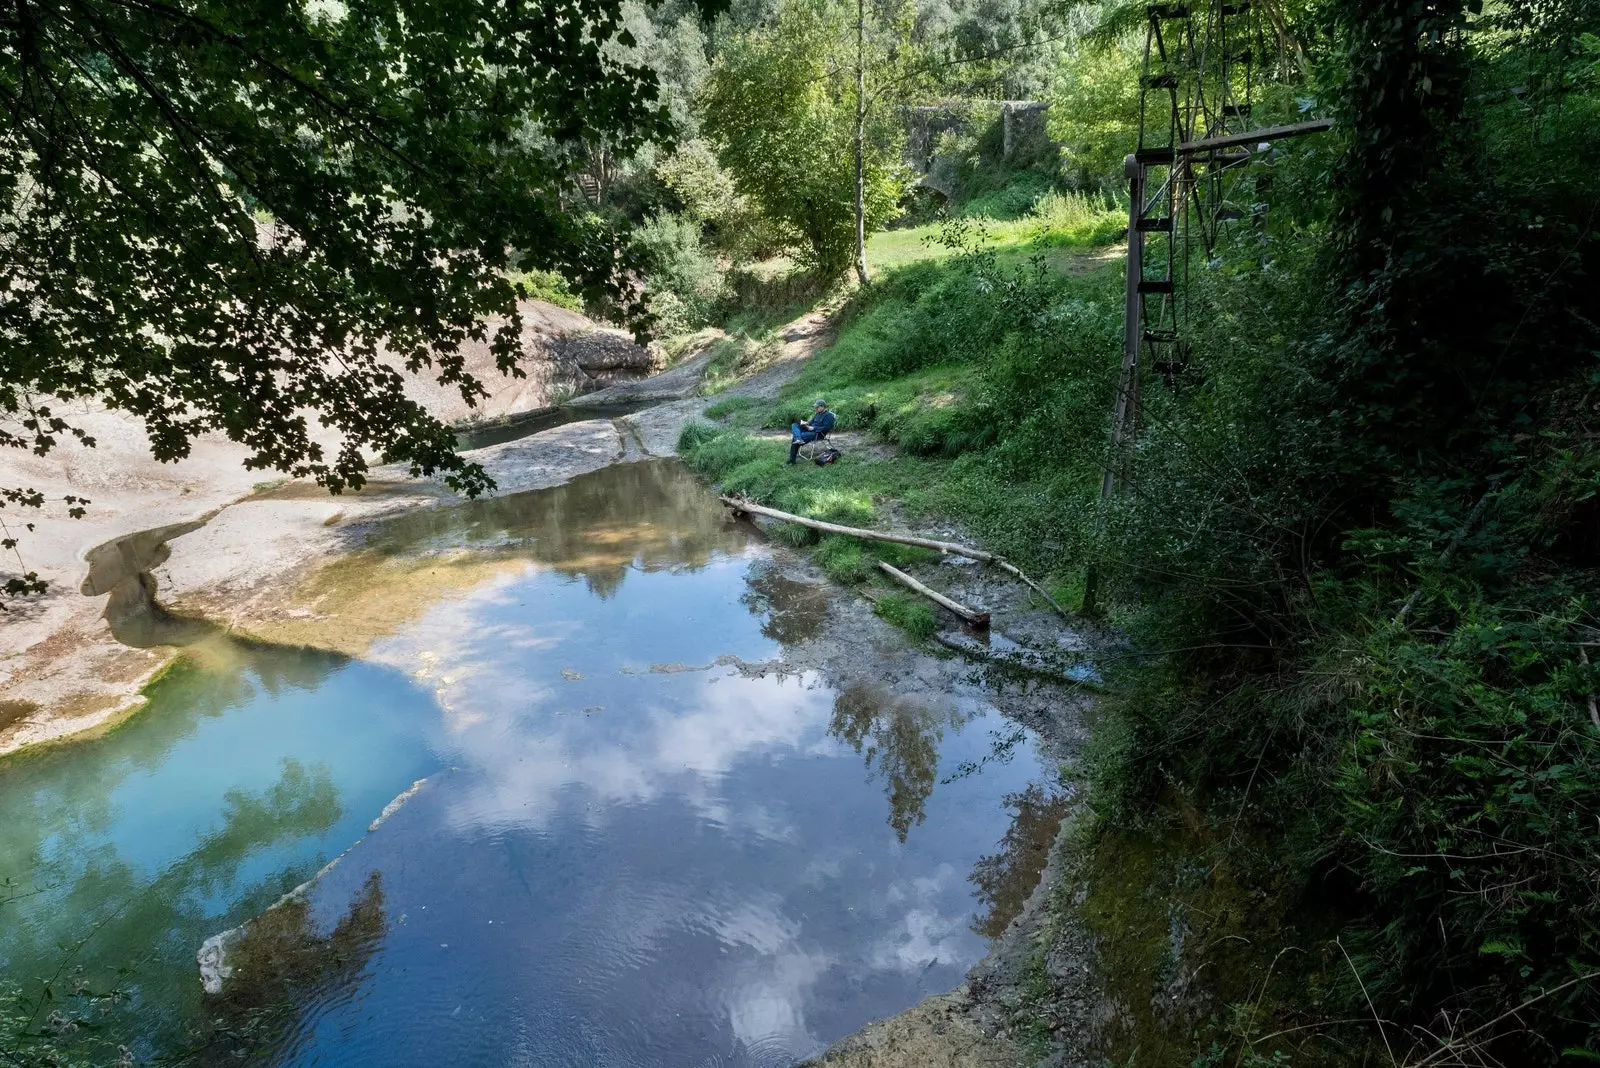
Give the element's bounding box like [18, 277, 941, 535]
[1081, 154, 1144, 617]
[1107, 153, 1146, 502]
[853, 0, 870, 286]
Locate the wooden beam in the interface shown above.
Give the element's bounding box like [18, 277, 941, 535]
[878, 562, 990, 627]
[1177, 118, 1333, 156]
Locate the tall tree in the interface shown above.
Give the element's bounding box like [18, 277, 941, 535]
[848, 0, 919, 283]
[703, 0, 907, 281]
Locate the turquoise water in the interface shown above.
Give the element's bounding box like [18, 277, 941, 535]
[0, 460, 1057, 1066]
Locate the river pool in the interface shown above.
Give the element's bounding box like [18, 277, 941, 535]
[0, 459, 1060, 1066]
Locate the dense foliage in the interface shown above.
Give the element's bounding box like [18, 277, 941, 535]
[1081, 0, 1600, 1059]
[0, 0, 699, 505]
[683, 0, 1600, 1057]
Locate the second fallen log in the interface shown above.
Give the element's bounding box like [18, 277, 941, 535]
[877, 561, 990, 628]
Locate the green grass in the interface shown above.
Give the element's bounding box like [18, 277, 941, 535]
[814, 535, 871, 583]
[719, 263, 835, 338]
[679, 421, 1092, 591]
[507, 267, 582, 310]
[697, 336, 774, 396]
[873, 592, 937, 640]
[702, 394, 762, 419]
[680, 200, 1125, 651]
[681, 209, 1123, 589]
[865, 189, 1123, 274]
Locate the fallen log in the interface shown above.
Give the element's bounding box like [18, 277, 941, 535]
[719, 495, 1070, 620]
[721, 496, 992, 560]
[878, 561, 990, 627]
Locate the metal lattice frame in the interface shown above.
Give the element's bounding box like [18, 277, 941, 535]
[1086, 2, 1331, 613]
[1105, 1, 1330, 490]
[1131, 1, 1261, 384]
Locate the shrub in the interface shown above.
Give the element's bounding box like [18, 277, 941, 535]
[1027, 190, 1124, 247]
[633, 212, 729, 337]
[508, 267, 582, 310]
[959, 171, 1054, 220]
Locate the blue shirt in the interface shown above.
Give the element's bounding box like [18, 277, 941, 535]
[807, 409, 836, 435]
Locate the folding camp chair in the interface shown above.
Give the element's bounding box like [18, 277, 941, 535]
[799, 427, 834, 463]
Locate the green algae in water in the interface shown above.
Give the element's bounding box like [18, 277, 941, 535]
[1076, 816, 1360, 1066]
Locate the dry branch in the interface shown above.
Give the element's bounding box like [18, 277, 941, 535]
[720, 496, 992, 559]
[992, 558, 1070, 619]
[877, 561, 990, 626]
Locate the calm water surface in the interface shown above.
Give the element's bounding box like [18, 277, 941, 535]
[0, 460, 1057, 1067]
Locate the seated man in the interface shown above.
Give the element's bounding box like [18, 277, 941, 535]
[787, 399, 836, 465]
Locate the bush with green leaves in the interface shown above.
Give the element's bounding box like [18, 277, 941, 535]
[633, 213, 730, 337]
[1067, 0, 1600, 1057]
[508, 268, 584, 311]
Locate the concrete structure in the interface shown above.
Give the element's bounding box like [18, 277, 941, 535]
[904, 100, 1052, 197]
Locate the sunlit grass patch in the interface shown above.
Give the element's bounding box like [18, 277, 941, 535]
[866, 190, 1124, 274]
[873, 592, 937, 640]
[783, 486, 876, 525]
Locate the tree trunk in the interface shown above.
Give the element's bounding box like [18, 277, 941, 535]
[853, 0, 870, 287]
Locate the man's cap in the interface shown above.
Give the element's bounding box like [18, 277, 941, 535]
[813, 399, 827, 407]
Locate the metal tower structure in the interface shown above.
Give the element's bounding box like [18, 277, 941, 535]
[1083, 0, 1330, 613]
[1102, 0, 1331, 501]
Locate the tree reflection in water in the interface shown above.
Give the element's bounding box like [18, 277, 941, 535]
[828, 684, 951, 842]
[359, 458, 749, 600]
[740, 563, 830, 646]
[194, 873, 388, 1065]
[968, 784, 1073, 939]
[0, 750, 348, 1058]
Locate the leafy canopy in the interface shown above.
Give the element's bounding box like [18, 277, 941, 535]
[0, 0, 711, 508]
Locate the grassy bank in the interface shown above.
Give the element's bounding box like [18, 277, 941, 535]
[682, 204, 1125, 606]
[683, 102, 1600, 1062]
